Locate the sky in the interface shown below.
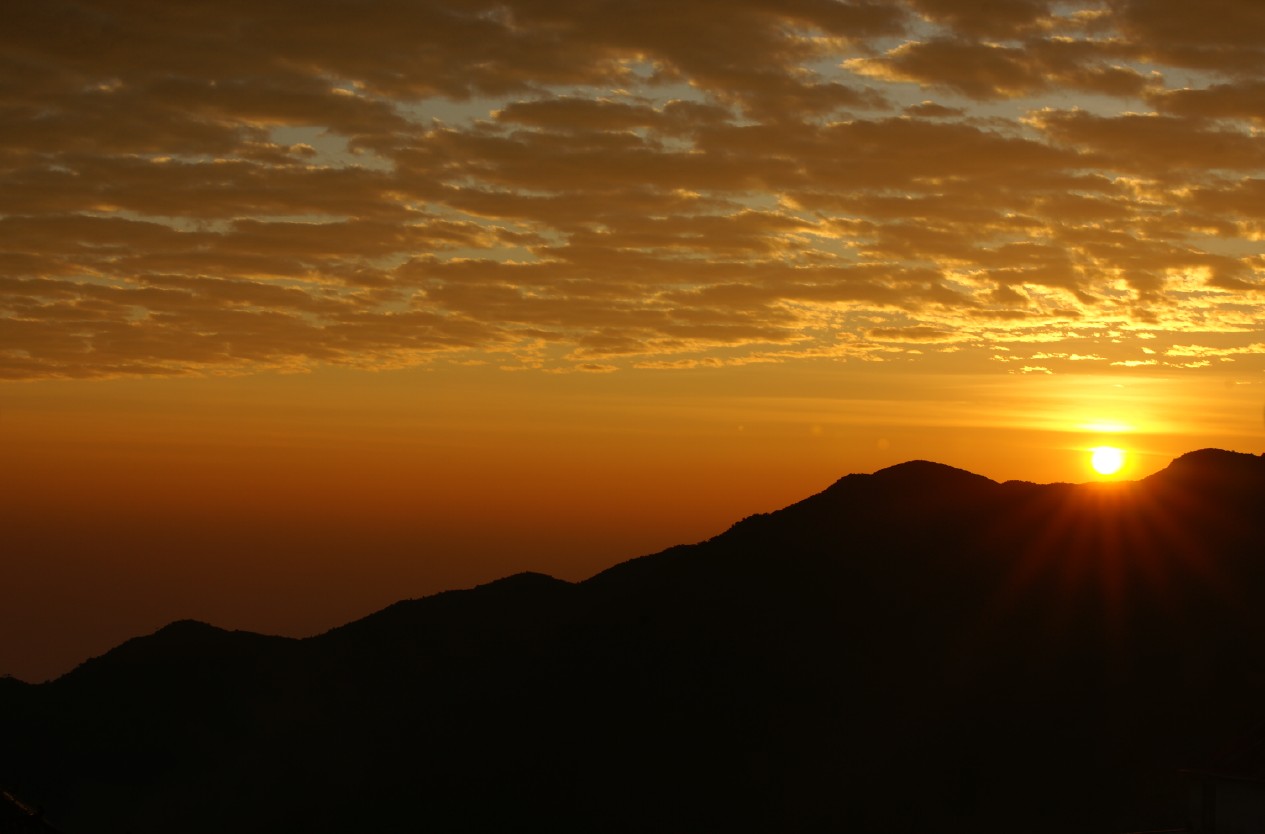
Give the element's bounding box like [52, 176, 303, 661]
[3, 0, 1265, 682]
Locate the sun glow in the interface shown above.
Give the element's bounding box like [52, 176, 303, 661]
[1090, 446, 1126, 476]
[1079, 420, 1135, 434]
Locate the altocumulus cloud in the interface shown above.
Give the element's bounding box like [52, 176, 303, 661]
[2, 0, 1265, 379]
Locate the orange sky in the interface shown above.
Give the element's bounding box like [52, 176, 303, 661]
[3, 0, 1265, 681]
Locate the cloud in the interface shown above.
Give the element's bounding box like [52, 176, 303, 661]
[847, 37, 1153, 101]
[1108, 0, 1265, 74]
[1146, 81, 1265, 121]
[3, 0, 1265, 379]
[1166, 342, 1265, 358]
[1030, 109, 1265, 172]
[906, 0, 1054, 39]
[867, 325, 961, 342]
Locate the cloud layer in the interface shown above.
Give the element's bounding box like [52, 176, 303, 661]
[3, 0, 1264, 378]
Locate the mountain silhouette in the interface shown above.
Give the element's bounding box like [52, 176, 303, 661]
[3, 450, 1265, 833]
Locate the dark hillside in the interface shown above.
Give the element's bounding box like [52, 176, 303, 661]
[3, 451, 1264, 833]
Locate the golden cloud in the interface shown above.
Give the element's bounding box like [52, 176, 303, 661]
[2, 0, 1265, 379]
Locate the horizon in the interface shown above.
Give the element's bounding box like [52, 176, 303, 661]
[6, 444, 1261, 684]
[8, 445, 1265, 833]
[4, 0, 1265, 684]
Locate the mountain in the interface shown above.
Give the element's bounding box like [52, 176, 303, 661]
[3, 450, 1265, 833]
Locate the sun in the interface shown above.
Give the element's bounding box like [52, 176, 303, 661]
[1090, 446, 1126, 476]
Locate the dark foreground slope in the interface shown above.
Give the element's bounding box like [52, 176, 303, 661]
[3, 450, 1265, 833]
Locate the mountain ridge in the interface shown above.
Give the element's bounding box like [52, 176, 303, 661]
[4, 449, 1265, 833]
[39, 448, 1265, 682]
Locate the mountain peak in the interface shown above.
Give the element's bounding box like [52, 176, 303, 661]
[153, 619, 221, 636]
[871, 459, 996, 485]
[1164, 447, 1262, 470]
[1148, 448, 1265, 490]
[474, 571, 570, 592]
[819, 459, 997, 499]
